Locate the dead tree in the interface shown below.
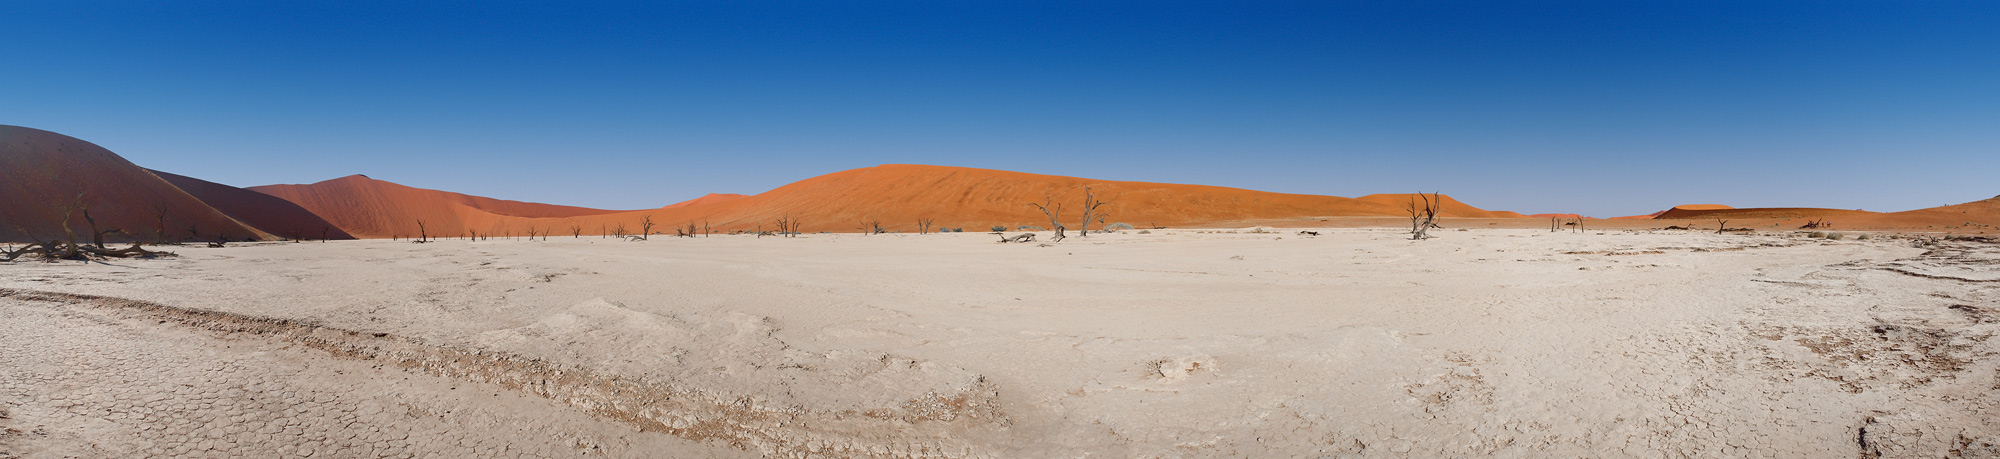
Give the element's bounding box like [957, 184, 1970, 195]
[612, 223, 629, 238]
[79, 208, 122, 249]
[414, 220, 431, 243]
[1029, 198, 1062, 233]
[639, 216, 656, 240]
[1078, 186, 1109, 237]
[1715, 218, 1729, 234]
[703, 220, 712, 237]
[917, 217, 935, 234]
[999, 233, 1036, 243]
[570, 225, 583, 238]
[152, 203, 172, 244]
[1801, 218, 1831, 229]
[775, 215, 794, 238]
[1405, 192, 1443, 240]
[1029, 197, 1067, 242]
[2, 195, 173, 262]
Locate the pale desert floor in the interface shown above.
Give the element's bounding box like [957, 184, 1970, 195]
[2, 228, 1997, 458]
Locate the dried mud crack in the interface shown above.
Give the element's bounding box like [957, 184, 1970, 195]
[0, 288, 1008, 458]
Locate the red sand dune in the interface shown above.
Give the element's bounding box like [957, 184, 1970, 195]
[1645, 200, 2000, 232]
[1654, 206, 1870, 220]
[1606, 204, 1732, 220]
[149, 169, 356, 240]
[664, 193, 748, 209]
[0, 125, 269, 243]
[1355, 194, 1527, 219]
[248, 175, 627, 239]
[254, 164, 1532, 238]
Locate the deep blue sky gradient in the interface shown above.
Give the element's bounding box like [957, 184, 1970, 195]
[5, 1, 1996, 216]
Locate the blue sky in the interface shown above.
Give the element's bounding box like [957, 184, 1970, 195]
[5, 1, 1996, 216]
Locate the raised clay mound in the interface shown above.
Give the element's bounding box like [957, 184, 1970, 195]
[150, 169, 355, 240]
[0, 125, 267, 243]
[249, 175, 629, 239]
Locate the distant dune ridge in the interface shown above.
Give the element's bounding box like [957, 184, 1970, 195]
[0, 125, 271, 243]
[1650, 199, 2000, 230]
[248, 175, 627, 239]
[149, 169, 356, 240]
[6, 126, 1997, 241]
[243, 164, 1530, 239]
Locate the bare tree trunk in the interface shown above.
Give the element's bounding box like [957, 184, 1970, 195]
[1408, 192, 1442, 240]
[1029, 198, 1062, 236]
[1078, 186, 1108, 237]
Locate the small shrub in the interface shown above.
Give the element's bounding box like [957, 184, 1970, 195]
[1857, 233, 1871, 240]
[1106, 222, 1135, 231]
[990, 226, 1006, 233]
[1826, 232, 1843, 240]
[1138, 230, 1152, 234]
[1808, 231, 1826, 238]
[1019, 226, 1044, 231]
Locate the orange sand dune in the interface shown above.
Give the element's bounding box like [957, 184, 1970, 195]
[0, 125, 269, 243]
[248, 175, 628, 239]
[1844, 196, 2000, 231]
[664, 193, 748, 209]
[1609, 204, 1731, 220]
[150, 169, 355, 240]
[562, 164, 1530, 235]
[1655, 206, 1871, 220]
[1642, 199, 2000, 232]
[1355, 194, 1527, 219]
[258, 164, 1530, 238]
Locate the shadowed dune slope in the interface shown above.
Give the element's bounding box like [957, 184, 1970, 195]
[248, 175, 627, 238]
[149, 169, 356, 240]
[255, 164, 1528, 238]
[0, 125, 268, 243]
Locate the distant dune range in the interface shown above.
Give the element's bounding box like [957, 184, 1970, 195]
[6, 125, 1997, 241]
[249, 164, 1531, 239]
[148, 169, 355, 240]
[1651, 200, 2000, 231]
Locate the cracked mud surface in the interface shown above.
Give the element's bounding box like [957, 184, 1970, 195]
[3, 230, 1999, 457]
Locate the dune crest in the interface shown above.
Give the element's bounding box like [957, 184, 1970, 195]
[0, 125, 268, 242]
